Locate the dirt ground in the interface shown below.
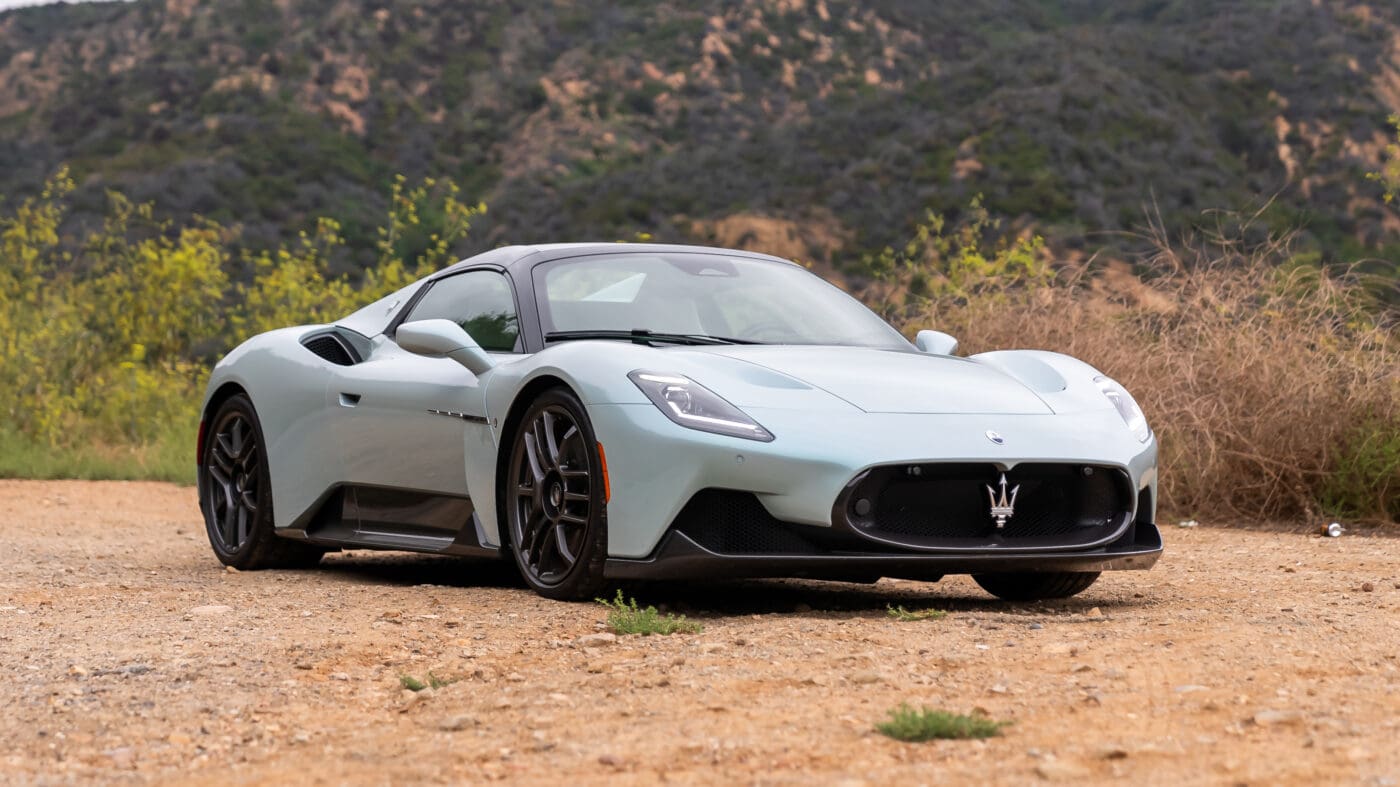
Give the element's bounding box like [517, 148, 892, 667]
[2, 480, 1398, 786]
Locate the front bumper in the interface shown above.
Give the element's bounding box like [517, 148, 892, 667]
[589, 403, 1159, 559]
[604, 521, 1162, 581]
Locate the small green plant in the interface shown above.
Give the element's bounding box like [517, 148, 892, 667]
[596, 590, 702, 636]
[399, 672, 456, 692]
[886, 604, 947, 622]
[875, 704, 1009, 742]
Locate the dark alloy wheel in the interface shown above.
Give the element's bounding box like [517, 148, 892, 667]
[200, 395, 324, 570]
[506, 388, 609, 600]
[973, 571, 1101, 601]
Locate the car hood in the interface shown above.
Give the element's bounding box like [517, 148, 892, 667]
[693, 346, 1054, 415]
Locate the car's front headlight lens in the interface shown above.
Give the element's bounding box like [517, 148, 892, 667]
[628, 371, 774, 442]
[1094, 375, 1150, 443]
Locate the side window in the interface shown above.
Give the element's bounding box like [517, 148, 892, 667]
[402, 271, 521, 352]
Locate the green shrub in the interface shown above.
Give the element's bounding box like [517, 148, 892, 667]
[875, 705, 1008, 742]
[596, 590, 702, 636]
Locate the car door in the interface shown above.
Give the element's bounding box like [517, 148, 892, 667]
[327, 269, 522, 536]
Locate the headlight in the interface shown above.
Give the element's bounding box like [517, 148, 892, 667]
[628, 371, 774, 442]
[1094, 376, 1150, 443]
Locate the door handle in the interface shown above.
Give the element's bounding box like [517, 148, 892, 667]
[338, 392, 361, 407]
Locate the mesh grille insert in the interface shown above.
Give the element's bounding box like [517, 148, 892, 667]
[672, 490, 820, 555]
[842, 463, 1131, 549]
[301, 334, 356, 366]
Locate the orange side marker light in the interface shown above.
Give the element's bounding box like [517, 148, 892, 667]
[597, 442, 611, 502]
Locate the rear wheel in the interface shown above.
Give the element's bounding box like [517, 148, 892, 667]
[201, 395, 324, 570]
[973, 571, 1100, 601]
[505, 388, 609, 601]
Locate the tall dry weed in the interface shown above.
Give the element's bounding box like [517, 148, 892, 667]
[906, 215, 1398, 524]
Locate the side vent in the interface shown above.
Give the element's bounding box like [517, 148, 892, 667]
[301, 333, 357, 366]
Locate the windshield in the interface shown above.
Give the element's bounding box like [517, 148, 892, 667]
[533, 252, 911, 350]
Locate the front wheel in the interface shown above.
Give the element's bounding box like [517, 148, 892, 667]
[505, 388, 609, 600]
[973, 571, 1100, 601]
[200, 394, 324, 570]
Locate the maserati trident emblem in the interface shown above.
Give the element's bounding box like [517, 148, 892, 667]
[985, 430, 1005, 445]
[986, 473, 1019, 529]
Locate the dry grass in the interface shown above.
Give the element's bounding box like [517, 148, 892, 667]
[903, 217, 1399, 525]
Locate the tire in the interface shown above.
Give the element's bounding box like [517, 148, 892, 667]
[972, 571, 1100, 601]
[504, 387, 609, 601]
[200, 394, 324, 570]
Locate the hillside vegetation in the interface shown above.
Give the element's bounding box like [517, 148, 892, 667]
[2, 0, 1400, 277]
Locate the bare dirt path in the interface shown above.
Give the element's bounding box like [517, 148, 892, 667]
[1, 480, 1398, 785]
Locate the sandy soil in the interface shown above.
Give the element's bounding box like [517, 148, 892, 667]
[1, 479, 1398, 786]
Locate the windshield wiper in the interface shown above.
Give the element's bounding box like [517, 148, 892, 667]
[544, 329, 761, 346]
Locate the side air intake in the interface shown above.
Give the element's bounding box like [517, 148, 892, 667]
[300, 333, 357, 366]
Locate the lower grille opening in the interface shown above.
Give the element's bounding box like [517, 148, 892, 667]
[838, 463, 1133, 550]
[672, 490, 821, 555]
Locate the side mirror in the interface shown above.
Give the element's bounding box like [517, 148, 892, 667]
[914, 330, 959, 356]
[395, 319, 496, 376]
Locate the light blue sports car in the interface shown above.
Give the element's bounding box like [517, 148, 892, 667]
[197, 243, 1161, 601]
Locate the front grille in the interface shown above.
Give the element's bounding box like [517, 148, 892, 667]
[672, 490, 820, 555]
[838, 463, 1132, 550]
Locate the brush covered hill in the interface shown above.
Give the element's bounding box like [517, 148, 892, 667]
[2, 0, 1400, 274]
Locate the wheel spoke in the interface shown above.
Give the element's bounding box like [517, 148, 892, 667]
[207, 462, 230, 488]
[562, 491, 589, 502]
[532, 417, 556, 472]
[528, 515, 556, 567]
[559, 425, 579, 452]
[220, 500, 238, 546]
[553, 523, 577, 566]
[523, 431, 546, 483]
[541, 412, 562, 468]
[235, 505, 249, 547]
[559, 469, 590, 480]
[559, 512, 588, 526]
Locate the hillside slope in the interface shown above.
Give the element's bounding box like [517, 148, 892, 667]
[2, 0, 1400, 270]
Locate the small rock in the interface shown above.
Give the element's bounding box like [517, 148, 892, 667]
[1361, 582, 1374, 593]
[1098, 746, 1129, 760]
[547, 692, 570, 704]
[189, 604, 232, 616]
[849, 671, 883, 685]
[506, 672, 525, 682]
[1174, 685, 1209, 693]
[576, 633, 617, 648]
[1252, 709, 1304, 727]
[598, 753, 622, 767]
[329, 672, 350, 681]
[989, 684, 1009, 694]
[1029, 623, 1043, 630]
[699, 642, 725, 654]
[167, 732, 192, 746]
[438, 714, 477, 731]
[586, 661, 611, 674]
[67, 665, 89, 678]
[1071, 664, 1093, 673]
[1085, 607, 1103, 619]
[122, 664, 153, 675]
[225, 565, 239, 573]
